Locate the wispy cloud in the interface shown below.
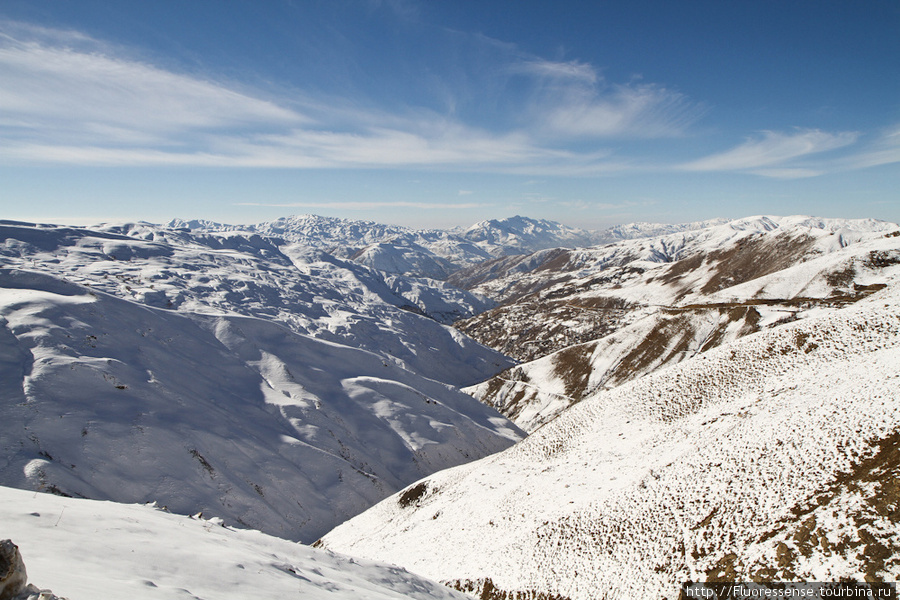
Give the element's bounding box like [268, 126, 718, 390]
[243, 126, 550, 168]
[0, 24, 304, 145]
[14, 20, 881, 183]
[511, 57, 702, 139]
[679, 129, 859, 177]
[837, 124, 900, 171]
[539, 82, 698, 139]
[0, 21, 692, 174]
[514, 58, 599, 84]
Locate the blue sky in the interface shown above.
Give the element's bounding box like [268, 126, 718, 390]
[1, 0, 898, 229]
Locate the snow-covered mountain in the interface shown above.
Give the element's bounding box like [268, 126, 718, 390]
[320, 280, 900, 598]
[0, 220, 509, 386]
[455, 216, 900, 430]
[5, 212, 899, 599]
[0, 268, 521, 542]
[1, 485, 471, 600]
[598, 217, 731, 241]
[458, 215, 607, 255]
[169, 215, 480, 279]
[169, 214, 695, 279]
[0, 222, 523, 542]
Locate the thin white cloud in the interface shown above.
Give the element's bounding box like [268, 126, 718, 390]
[838, 124, 900, 171]
[539, 82, 698, 139]
[749, 167, 825, 179]
[510, 54, 702, 140]
[0, 125, 590, 170]
[679, 129, 858, 176]
[0, 21, 708, 174]
[0, 143, 235, 167]
[0, 22, 633, 173]
[17, 19, 886, 185]
[0, 28, 304, 146]
[244, 126, 550, 167]
[514, 58, 599, 84]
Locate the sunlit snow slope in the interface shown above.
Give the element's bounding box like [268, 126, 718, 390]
[171, 214, 607, 272]
[459, 216, 900, 431]
[0, 220, 511, 387]
[322, 282, 900, 599]
[0, 485, 470, 600]
[170, 214, 687, 278]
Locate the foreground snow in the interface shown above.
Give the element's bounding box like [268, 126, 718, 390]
[0, 485, 469, 600]
[322, 282, 900, 598]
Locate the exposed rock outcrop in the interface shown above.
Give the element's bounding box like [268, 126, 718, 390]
[0, 540, 65, 600]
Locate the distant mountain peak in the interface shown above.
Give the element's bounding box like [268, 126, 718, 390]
[165, 214, 900, 281]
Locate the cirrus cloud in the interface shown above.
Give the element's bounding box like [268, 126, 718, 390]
[512, 57, 702, 139]
[679, 129, 859, 177]
[3, 20, 888, 185]
[0, 25, 305, 146]
[0, 21, 698, 174]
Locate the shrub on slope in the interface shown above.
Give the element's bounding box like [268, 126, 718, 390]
[321, 283, 900, 598]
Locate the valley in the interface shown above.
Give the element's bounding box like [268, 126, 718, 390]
[2, 213, 899, 599]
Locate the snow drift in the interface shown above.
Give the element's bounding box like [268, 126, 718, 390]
[0, 485, 469, 600]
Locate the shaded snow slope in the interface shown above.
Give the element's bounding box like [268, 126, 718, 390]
[321, 283, 900, 598]
[459, 216, 900, 430]
[0, 220, 511, 387]
[0, 485, 470, 600]
[0, 269, 522, 542]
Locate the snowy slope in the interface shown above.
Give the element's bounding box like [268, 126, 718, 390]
[599, 217, 731, 241]
[463, 304, 762, 432]
[170, 214, 492, 279]
[171, 214, 658, 278]
[459, 216, 900, 430]
[0, 268, 522, 543]
[321, 282, 900, 599]
[458, 216, 606, 256]
[0, 485, 470, 600]
[456, 216, 900, 312]
[0, 220, 510, 387]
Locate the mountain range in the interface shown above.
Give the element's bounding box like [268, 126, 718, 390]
[2, 213, 899, 599]
[0, 219, 522, 543]
[169, 214, 731, 279]
[455, 215, 900, 430]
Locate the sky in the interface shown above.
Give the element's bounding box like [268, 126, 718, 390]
[1, 0, 898, 230]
